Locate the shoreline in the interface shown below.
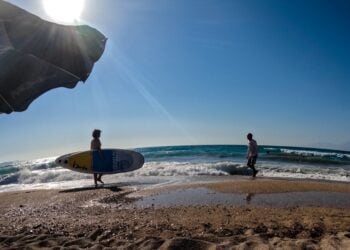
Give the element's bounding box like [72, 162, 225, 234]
[133, 176, 350, 193]
[125, 177, 350, 209]
[1, 177, 350, 249]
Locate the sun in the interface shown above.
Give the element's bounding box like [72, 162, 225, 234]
[43, 0, 85, 23]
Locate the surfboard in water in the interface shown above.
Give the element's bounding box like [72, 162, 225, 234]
[55, 149, 144, 174]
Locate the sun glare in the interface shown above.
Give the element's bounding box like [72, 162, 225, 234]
[43, 0, 85, 23]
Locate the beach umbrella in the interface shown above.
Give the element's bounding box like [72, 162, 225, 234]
[0, 1, 107, 114]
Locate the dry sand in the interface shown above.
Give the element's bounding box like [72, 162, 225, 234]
[0, 178, 350, 249]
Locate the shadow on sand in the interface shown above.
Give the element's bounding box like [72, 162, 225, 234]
[59, 184, 122, 193]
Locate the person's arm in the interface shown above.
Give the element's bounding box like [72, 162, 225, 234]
[254, 142, 258, 156]
[91, 139, 104, 159]
[247, 142, 251, 158]
[97, 140, 104, 160]
[98, 149, 104, 160]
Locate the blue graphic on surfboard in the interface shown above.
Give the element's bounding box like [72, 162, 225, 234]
[55, 149, 144, 174]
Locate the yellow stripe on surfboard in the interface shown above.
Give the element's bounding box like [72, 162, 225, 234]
[68, 151, 93, 172]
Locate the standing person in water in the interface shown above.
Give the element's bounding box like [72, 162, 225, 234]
[91, 129, 104, 187]
[246, 133, 258, 177]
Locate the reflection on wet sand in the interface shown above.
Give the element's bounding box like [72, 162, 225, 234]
[245, 193, 255, 204]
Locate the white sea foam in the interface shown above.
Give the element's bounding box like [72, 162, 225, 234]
[261, 170, 350, 182]
[1, 145, 350, 192]
[279, 148, 350, 159]
[258, 162, 350, 182]
[120, 161, 249, 177]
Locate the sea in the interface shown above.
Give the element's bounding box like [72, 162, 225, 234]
[0, 145, 350, 192]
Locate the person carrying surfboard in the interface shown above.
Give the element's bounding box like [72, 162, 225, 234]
[91, 129, 104, 187]
[246, 133, 258, 177]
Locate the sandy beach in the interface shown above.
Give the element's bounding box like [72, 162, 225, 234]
[2, 1, 350, 249]
[0, 178, 350, 249]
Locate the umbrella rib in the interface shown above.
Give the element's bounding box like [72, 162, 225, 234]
[0, 93, 15, 112]
[56, 66, 81, 81]
[43, 60, 82, 81]
[24, 54, 82, 81]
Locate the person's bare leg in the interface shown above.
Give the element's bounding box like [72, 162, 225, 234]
[94, 173, 98, 187]
[97, 174, 104, 184]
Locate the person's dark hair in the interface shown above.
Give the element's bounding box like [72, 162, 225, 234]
[247, 133, 253, 140]
[92, 129, 101, 138]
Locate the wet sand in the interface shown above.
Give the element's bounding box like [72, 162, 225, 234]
[0, 178, 350, 249]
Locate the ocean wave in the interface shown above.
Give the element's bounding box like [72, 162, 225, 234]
[280, 148, 350, 159]
[261, 170, 350, 182]
[0, 168, 91, 186]
[0, 159, 349, 189]
[1, 145, 350, 190]
[26, 157, 60, 170]
[0, 173, 20, 185]
[139, 145, 245, 160]
[262, 147, 350, 165]
[104, 160, 349, 184]
[120, 161, 251, 177]
[258, 163, 350, 182]
[264, 147, 350, 158]
[0, 157, 60, 176]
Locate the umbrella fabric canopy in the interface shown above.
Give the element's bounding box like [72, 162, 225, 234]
[0, 0, 107, 114]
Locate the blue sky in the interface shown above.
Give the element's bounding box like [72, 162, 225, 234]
[1, 0, 350, 161]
